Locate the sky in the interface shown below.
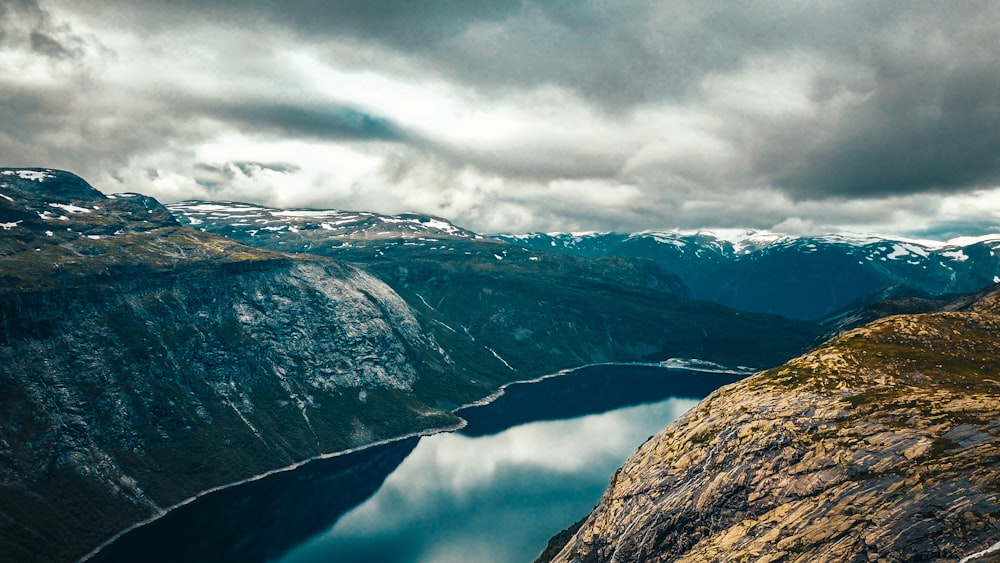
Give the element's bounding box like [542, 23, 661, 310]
[1, 0, 999, 236]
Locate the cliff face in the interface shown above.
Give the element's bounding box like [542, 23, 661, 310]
[0, 170, 469, 562]
[550, 289, 1000, 562]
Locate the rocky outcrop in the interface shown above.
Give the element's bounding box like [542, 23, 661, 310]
[549, 289, 1000, 562]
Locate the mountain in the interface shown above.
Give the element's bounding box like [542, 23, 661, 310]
[169, 201, 822, 372]
[0, 170, 821, 562]
[0, 169, 493, 562]
[494, 230, 1000, 321]
[543, 288, 1000, 562]
[168, 200, 484, 254]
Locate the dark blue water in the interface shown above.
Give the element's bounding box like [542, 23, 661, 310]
[89, 364, 743, 563]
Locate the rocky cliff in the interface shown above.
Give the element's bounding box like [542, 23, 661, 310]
[0, 169, 480, 562]
[547, 288, 1000, 562]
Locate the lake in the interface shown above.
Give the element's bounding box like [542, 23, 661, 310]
[88, 363, 745, 563]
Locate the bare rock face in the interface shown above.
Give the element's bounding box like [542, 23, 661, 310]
[550, 289, 1000, 562]
[0, 169, 466, 562]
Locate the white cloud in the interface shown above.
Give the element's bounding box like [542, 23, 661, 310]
[5, 1, 999, 236]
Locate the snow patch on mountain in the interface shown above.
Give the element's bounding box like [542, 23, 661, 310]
[169, 201, 475, 244]
[941, 250, 969, 262]
[1, 169, 55, 182]
[887, 243, 930, 260]
[948, 234, 1000, 247]
[48, 202, 93, 214]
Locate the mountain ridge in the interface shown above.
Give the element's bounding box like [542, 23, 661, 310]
[495, 230, 1000, 321]
[0, 169, 496, 562]
[168, 198, 822, 372]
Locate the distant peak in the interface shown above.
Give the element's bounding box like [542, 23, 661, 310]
[168, 200, 478, 240]
[4, 169, 55, 182]
[0, 168, 104, 201]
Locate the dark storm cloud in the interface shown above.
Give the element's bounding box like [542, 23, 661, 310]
[209, 101, 406, 142]
[2, 0, 95, 62]
[110, 1, 958, 110]
[191, 161, 302, 191]
[103, 0, 522, 47]
[0, 0, 120, 173]
[73, 0, 736, 106]
[104, 0, 1000, 200]
[755, 33, 1000, 200]
[231, 161, 300, 175]
[912, 220, 1000, 242]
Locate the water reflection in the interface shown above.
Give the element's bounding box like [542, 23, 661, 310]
[279, 398, 699, 563]
[89, 437, 417, 563]
[458, 364, 740, 436]
[89, 365, 741, 563]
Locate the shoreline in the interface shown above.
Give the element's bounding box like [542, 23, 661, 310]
[455, 358, 754, 412]
[80, 358, 751, 562]
[79, 420, 468, 562]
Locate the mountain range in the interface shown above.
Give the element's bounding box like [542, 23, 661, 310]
[4, 168, 1000, 562]
[166, 200, 819, 371]
[494, 230, 1000, 321]
[0, 169, 817, 562]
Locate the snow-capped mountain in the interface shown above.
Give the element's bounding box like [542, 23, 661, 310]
[170, 199, 1000, 321]
[168, 201, 483, 256]
[167, 200, 822, 376]
[495, 230, 1000, 320]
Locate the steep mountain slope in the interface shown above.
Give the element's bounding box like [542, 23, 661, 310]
[546, 289, 1000, 562]
[496, 231, 1000, 321]
[0, 169, 502, 562]
[170, 202, 822, 372]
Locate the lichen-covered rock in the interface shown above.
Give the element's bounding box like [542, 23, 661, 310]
[550, 290, 1000, 563]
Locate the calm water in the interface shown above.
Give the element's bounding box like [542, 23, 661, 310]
[90, 364, 743, 563]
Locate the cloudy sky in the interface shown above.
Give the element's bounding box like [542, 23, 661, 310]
[2, 1, 999, 236]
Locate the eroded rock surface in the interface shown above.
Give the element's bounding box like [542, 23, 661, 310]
[551, 290, 1000, 563]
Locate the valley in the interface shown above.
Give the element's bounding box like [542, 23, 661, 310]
[4, 3, 997, 562]
[3, 168, 999, 562]
[87, 364, 739, 563]
[0, 169, 817, 562]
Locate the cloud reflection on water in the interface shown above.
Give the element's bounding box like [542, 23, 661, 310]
[279, 397, 699, 563]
